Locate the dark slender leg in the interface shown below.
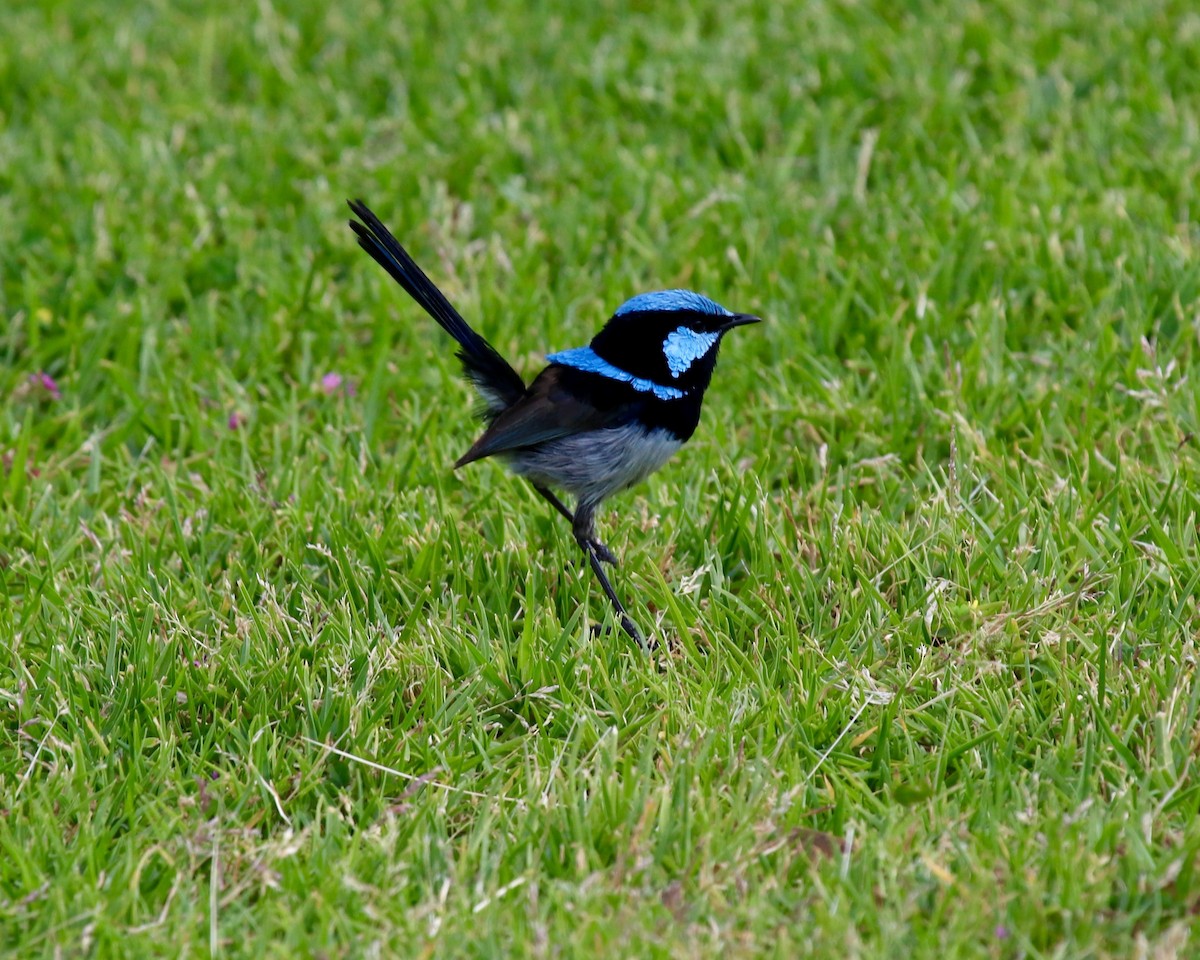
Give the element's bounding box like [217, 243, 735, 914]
[531, 483, 575, 524]
[572, 504, 647, 649]
[532, 483, 617, 565]
[584, 547, 646, 648]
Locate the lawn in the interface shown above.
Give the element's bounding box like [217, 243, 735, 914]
[2, 0, 1199, 955]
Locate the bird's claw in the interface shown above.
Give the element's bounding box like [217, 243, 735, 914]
[589, 618, 655, 652]
[586, 538, 619, 566]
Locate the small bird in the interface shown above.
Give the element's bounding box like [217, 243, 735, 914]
[348, 200, 760, 646]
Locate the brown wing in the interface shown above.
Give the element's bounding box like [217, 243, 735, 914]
[454, 366, 628, 468]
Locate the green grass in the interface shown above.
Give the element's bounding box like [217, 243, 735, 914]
[2, 0, 1200, 955]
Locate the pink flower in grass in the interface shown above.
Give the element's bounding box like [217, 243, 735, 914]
[320, 372, 356, 397]
[228, 411, 244, 430]
[30, 372, 61, 400]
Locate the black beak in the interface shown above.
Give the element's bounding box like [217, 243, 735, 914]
[722, 313, 762, 331]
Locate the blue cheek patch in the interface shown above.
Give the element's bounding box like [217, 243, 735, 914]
[662, 327, 719, 378]
[547, 347, 685, 400]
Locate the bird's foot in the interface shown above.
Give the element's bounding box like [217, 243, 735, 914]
[590, 617, 656, 652]
[583, 538, 619, 566]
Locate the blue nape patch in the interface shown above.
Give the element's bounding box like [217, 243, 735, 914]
[547, 347, 685, 400]
[613, 290, 731, 318]
[663, 327, 719, 377]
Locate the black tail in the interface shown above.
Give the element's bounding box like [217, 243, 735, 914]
[348, 199, 526, 414]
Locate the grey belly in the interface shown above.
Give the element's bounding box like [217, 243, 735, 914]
[507, 425, 682, 507]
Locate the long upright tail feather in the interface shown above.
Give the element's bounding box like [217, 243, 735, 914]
[348, 199, 526, 414]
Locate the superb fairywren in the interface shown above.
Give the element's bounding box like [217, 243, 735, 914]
[348, 200, 760, 647]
